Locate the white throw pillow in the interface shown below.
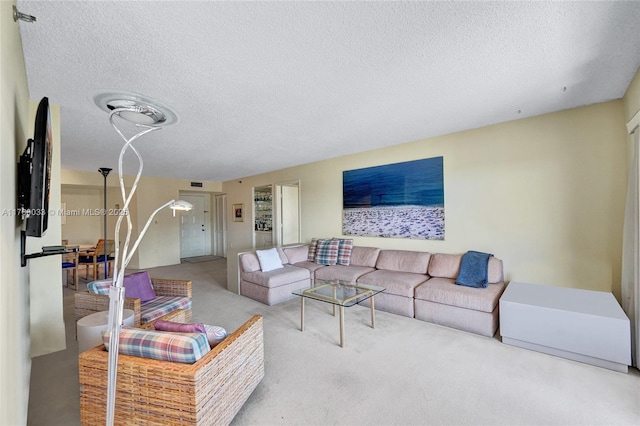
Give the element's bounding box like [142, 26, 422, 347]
[256, 248, 284, 272]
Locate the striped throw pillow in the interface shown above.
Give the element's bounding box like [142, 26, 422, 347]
[315, 239, 339, 265]
[307, 238, 321, 261]
[103, 328, 210, 364]
[334, 238, 354, 266]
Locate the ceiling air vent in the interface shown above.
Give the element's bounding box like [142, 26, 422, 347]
[191, 182, 203, 188]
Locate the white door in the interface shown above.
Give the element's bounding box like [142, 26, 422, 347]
[180, 194, 207, 258]
[213, 194, 227, 257]
[281, 185, 299, 245]
[277, 182, 300, 245]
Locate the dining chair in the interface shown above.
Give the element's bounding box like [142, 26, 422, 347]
[62, 245, 79, 290]
[78, 239, 115, 280]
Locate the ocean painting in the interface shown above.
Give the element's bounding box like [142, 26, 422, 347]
[343, 157, 444, 240]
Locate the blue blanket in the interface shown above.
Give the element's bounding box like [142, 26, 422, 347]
[455, 250, 493, 288]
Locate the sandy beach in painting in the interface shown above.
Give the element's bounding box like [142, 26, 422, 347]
[342, 205, 444, 240]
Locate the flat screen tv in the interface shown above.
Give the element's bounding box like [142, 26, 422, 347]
[17, 97, 52, 237]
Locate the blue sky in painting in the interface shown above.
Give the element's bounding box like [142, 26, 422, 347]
[343, 157, 444, 208]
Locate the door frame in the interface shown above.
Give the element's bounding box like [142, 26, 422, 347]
[178, 191, 212, 257]
[274, 180, 301, 246]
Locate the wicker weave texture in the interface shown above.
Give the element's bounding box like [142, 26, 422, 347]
[74, 278, 192, 327]
[79, 315, 264, 425]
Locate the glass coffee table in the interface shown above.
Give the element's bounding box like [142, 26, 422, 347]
[292, 280, 385, 347]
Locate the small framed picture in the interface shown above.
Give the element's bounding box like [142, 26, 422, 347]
[232, 203, 244, 222]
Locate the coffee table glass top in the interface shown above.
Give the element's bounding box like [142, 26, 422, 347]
[292, 280, 385, 307]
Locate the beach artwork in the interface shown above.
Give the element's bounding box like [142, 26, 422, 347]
[342, 157, 444, 240]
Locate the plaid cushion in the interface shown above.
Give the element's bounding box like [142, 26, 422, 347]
[87, 279, 112, 295]
[103, 327, 210, 364]
[315, 239, 339, 265]
[307, 238, 321, 261]
[334, 238, 354, 266]
[141, 297, 192, 324]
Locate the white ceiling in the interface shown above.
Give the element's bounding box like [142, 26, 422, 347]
[16, 1, 640, 182]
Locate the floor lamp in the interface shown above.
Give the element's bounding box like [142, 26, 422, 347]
[98, 167, 112, 279]
[94, 91, 191, 426]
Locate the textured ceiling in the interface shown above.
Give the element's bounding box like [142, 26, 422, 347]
[16, 1, 640, 182]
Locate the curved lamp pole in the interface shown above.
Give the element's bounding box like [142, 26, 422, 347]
[103, 108, 192, 426]
[98, 167, 112, 279]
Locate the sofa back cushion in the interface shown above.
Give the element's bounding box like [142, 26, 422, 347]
[428, 253, 504, 283]
[124, 271, 156, 302]
[240, 253, 261, 273]
[102, 328, 210, 364]
[428, 253, 462, 279]
[350, 247, 381, 267]
[487, 258, 504, 283]
[154, 320, 228, 348]
[376, 250, 431, 274]
[240, 249, 289, 273]
[283, 245, 309, 264]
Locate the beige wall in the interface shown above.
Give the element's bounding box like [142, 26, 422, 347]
[61, 185, 102, 244]
[224, 100, 628, 299]
[624, 67, 640, 123]
[1, 2, 63, 423]
[61, 170, 222, 269]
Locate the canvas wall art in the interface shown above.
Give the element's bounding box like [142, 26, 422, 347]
[342, 157, 444, 240]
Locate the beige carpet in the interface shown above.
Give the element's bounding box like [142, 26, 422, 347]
[28, 260, 640, 425]
[181, 255, 225, 263]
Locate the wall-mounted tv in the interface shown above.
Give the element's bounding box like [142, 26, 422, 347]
[17, 97, 52, 237]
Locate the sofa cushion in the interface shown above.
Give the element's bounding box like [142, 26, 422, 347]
[307, 238, 323, 261]
[203, 324, 228, 347]
[428, 253, 462, 279]
[87, 279, 111, 295]
[240, 252, 261, 273]
[334, 238, 354, 266]
[154, 320, 206, 334]
[375, 250, 431, 274]
[315, 239, 339, 265]
[357, 269, 428, 297]
[140, 296, 193, 324]
[290, 260, 326, 275]
[124, 271, 156, 302]
[241, 265, 310, 288]
[103, 327, 210, 364]
[487, 258, 504, 283]
[153, 320, 228, 348]
[283, 245, 309, 264]
[256, 248, 284, 272]
[428, 254, 504, 283]
[350, 246, 381, 267]
[414, 277, 505, 313]
[315, 265, 376, 282]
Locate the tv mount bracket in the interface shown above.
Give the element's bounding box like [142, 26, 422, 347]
[20, 230, 75, 267]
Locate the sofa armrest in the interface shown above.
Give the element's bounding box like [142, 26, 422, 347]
[151, 278, 192, 298]
[78, 315, 264, 425]
[74, 292, 142, 327]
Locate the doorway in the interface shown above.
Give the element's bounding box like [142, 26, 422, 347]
[213, 194, 227, 257]
[275, 181, 300, 245]
[179, 193, 210, 258]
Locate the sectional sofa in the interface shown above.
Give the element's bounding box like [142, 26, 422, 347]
[239, 244, 505, 337]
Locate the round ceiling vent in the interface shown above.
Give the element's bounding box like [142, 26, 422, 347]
[94, 91, 178, 126]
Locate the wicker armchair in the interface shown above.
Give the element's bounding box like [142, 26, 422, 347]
[78, 311, 265, 425]
[75, 277, 193, 327]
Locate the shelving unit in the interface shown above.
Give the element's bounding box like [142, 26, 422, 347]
[254, 185, 273, 248]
